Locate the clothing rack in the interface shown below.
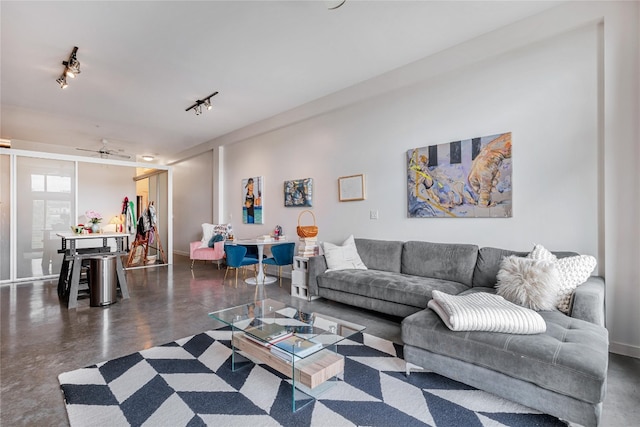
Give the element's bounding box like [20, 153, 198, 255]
[126, 201, 166, 267]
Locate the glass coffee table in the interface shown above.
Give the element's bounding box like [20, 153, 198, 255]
[209, 298, 365, 412]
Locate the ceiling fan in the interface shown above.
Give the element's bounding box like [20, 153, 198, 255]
[76, 139, 131, 159]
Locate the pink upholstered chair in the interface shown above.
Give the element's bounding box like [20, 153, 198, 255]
[189, 240, 225, 269]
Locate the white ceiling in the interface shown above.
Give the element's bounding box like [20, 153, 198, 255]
[1, 1, 562, 164]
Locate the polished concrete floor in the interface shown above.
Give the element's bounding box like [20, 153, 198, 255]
[1, 256, 638, 426]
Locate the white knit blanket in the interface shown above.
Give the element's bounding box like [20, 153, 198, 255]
[428, 290, 546, 334]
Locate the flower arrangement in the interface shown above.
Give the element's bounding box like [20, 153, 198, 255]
[85, 210, 102, 224]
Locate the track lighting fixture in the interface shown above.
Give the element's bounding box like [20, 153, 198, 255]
[56, 46, 80, 89]
[186, 92, 218, 116]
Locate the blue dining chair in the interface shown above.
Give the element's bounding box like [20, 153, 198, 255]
[224, 245, 259, 288]
[245, 246, 266, 260]
[263, 242, 295, 287]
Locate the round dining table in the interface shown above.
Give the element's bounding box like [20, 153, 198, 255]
[227, 238, 291, 285]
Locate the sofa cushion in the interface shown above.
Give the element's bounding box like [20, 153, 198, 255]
[401, 241, 478, 286]
[402, 307, 609, 404]
[472, 247, 578, 288]
[317, 269, 469, 310]
[473, 247, 528, 288]
[190, 240, 225, 261]
[355, 238, 403, 273]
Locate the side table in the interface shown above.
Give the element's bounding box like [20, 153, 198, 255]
[291, 256, 320, 301]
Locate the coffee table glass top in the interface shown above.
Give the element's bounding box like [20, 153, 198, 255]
[208, 299, 365, 355]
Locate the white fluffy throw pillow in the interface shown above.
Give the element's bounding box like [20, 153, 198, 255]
[496, 256, 561, 311]
[528, 244, 597, 314]
[323, 235, 367, 271]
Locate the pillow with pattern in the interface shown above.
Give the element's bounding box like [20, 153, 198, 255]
[200, 223, 230, 248]
[527, 244, 596, 314]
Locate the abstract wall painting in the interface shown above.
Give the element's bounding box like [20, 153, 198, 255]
[243, 176, 264, 224]
[407, 132, 512, 218]
[284, 178, 313, 207]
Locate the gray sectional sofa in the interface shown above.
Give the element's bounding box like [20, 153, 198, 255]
[307, 238, 608, 427]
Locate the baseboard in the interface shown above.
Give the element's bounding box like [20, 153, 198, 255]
[609, 341, 640, 359]
[174, 250, 189, 257]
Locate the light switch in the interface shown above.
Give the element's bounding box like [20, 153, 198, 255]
[370, 210, 379, 220]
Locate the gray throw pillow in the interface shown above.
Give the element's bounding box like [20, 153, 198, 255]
[208, 234, 224, 248]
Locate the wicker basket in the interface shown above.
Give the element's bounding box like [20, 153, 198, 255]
[296, 210, 318, 238]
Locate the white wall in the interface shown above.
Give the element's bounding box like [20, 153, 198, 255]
[172, 151, 214, 254]
[226, 25, 598, 250]
[78, 163, 136, 229]
[77, 163, 136, 251]
[602, 0, 640, 358]
[211, 2, 639, 357]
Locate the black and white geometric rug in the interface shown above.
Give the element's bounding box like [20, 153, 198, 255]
[59, 328, 564, 426]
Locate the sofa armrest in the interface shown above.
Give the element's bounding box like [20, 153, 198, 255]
[307, 255, 328, 296]
[570, 276, 605, 327]
[212, 240, 225, 259]
[190, 241, 203, 257]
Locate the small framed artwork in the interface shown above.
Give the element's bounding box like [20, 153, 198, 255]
[242, 176, 264, 224]
[284, 178, 313, 207]
[338, 174, 365, 202]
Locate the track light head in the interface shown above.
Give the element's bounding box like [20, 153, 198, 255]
[204, 98, 212, 111]
[63, 61, 80, 78]
[63, 46, 81, 77]
[56, 75, 68, 89]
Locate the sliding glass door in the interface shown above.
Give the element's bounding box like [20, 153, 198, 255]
[15, 157, 75, 279]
